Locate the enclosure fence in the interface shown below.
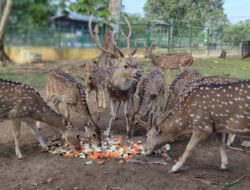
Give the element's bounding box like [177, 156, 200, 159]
[5, 22, 248, 57]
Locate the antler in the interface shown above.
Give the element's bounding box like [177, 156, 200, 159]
[121, 16, 137, 56]
[88, 16, 118, 58]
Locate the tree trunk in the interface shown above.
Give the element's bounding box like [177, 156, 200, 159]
[241, 40, 250, 59]
[0, 0, 13, 66]
[100, 0, 122, 65]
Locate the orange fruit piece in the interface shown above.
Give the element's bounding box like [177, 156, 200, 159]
[97, 160, 105, 165]
[119, 160, 125, 164]
[64, 153, 74, 158]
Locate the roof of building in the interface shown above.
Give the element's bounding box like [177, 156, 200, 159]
[53, 11, 100, 22]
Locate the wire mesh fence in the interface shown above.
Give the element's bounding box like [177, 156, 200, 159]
[5, 22, 245, 56]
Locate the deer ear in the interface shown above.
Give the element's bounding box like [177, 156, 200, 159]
[149, 111, 154, 130]
[80, 63, 86, 68]
[131, 48, 137, 56]
[117, 49, 125, 57]
[153, 126, 161, 135]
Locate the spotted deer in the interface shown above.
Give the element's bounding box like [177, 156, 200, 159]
[132, 69, 165, 129]
[164, 68, 203, 112]
[144, 79, 250, 173]
[0, 79, 81, 159]
[82, 58, 108, 119]
[144, 44, 194, 82]
[163, 73, 240, 145]
[43, 69, 102, 146]
[89, 16, 141, 137]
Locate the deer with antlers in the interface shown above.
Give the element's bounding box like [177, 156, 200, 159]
[144, 79, 250, 173]
[41, 69, 102, 146]
[144, 44, 194, 82]
[0, 78, 81, 159]
[89, 16, 141, 137]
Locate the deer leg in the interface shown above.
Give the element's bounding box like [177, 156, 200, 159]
[104, 99, 119, 136]
[226, 134, 236, 146]
[11, 119, 23, 159]
[101, 86, 106, 108]
[169, 130, 210, 173]
[96, 89, 101, 121]
[115, 102, 121, 120]
[24, 119, 48, 150]
[124, 101, 132, 137]
[217, 133, 229, 170]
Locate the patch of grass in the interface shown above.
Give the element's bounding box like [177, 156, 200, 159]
[193, 57, 250, 79]
[0, 56, 249, 87]
[0, 65, 48, 86]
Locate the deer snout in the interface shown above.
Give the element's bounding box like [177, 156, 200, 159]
[134, 71, 141, 80]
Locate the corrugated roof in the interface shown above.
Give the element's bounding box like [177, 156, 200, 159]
[53, 11, 100, 22]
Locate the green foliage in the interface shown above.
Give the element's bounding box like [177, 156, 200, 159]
[59, 0, 111, 20]
[11, 0, 57, 27]
[144, 0, 227, 35]
[224, 20, 250, 45]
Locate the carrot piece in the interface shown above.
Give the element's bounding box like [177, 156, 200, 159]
[92, 151, 100, 160]
[97, 160, 105, 165]
[124, 154, 135, 159]
[64, 153, 74, 158]
[119, 160, 125, 164]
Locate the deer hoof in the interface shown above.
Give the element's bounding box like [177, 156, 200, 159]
[103, 130, 111, 137]
[126, 131, 132, 139]
[220, 164, 228, 170]
[169, 164, 180, 173]
[17, 154, 24, 160]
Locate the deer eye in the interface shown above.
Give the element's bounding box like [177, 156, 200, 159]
[124, 65, 129, 69]
[76, 134, 80, 139]
[92, 134, 96, 138]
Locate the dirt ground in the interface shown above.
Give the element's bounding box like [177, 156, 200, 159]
[0, 87, 250, 190]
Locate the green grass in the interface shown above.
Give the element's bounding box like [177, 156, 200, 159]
[192, 57, 250, 79]
[138, 56, 250, 81]
[0, 56, 249, 86]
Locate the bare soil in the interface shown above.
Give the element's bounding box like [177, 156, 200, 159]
[0, 87, 250, 190]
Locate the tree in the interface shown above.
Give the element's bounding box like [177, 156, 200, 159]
[0, 0, 57, 66]
[144, 0, 227, 35]
[61, 0, 123, 63]
[0, 0, 13, 66]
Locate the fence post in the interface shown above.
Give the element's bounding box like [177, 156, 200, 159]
[146, 22, 151, 46]
[206, 28, 210, 56]
[167, 24, 171, 53]
[189, 24, 192, 53]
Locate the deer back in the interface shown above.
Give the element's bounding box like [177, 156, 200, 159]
[0, 78, 69, 125]
[137, 69, 165, 114]
[165, 68, 203, 111]
[84, 59, 108, 91]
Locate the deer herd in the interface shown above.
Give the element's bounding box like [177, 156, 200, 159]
[0, 17, 249, 174]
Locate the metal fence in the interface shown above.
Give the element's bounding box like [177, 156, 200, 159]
[5, 22, 246, 56]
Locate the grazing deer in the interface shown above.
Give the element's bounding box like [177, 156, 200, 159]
[0, 79, 81, 159]
[43, 69, 102, 146]
[82, 58, 108, 119]
[144, 44, 194, 82]
[164, 68, 203, 111]
[144, 79, 250, 173]
[132, 69, 165, 128]
[89, 16, 141, 137]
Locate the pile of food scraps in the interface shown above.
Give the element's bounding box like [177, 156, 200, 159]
[49, 136, 171, 165]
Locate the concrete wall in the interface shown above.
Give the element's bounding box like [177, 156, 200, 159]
[6, 47, 102, 64]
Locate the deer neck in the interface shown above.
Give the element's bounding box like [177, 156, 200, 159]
[149, 53, 160, 66]
[33, 105, 67, 134]
[160, 109, 190, 140]
[111, 72, 134, 91]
